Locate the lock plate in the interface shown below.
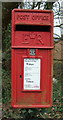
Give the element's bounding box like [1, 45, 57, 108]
[30, 49, 36, 56]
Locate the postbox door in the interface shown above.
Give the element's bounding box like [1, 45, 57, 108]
[12, 48, 52, 108]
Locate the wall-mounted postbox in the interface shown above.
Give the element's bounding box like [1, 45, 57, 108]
[11, 9, 54, 108]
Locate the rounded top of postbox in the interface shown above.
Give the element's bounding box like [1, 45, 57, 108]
[12, 9, 53, 13]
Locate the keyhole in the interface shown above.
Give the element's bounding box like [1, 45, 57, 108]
[20, 75, 22, 78]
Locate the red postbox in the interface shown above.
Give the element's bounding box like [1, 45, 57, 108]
[11, 9, 54, 108]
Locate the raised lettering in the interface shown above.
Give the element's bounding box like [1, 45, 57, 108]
[32, 15, 49, 21]
[17, 15, 29, 20]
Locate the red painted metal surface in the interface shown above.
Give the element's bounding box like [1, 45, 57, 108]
[11, 9, 54, 108]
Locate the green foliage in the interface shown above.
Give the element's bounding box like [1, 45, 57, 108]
[44, 2, 54, 10]
[3, 23, 11, 70]
[53, 61, 63, 81]
[3, 23, 11, 52]
[2, 69, 11, 104]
